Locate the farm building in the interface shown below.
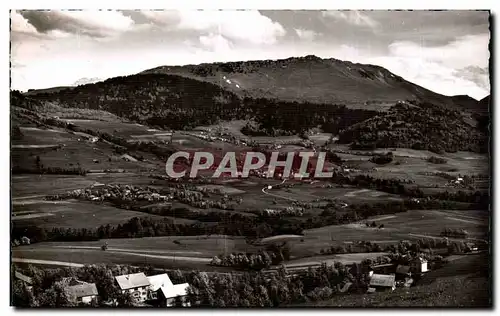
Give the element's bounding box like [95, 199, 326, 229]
[147, 273, 191, 307]
[410, 257, 428, 273]
[371, 263, 395, 275]
[14, 271, 33, 286]
[60, 277, 99, 305]
[14, 271, 34, 293]
[368, 274, 396, 292]
[465, 242, 479, 252]
[115, 272, 151, 303]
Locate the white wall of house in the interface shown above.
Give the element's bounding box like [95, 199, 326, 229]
[421, 262, 428, 273]
[79, 295, 97, 304]
[122, 286, 149, 302]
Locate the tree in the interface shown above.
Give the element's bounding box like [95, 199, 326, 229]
[38, 284, 74, 307]
[12, 280, 36, 307]
[12, 126, 24, 140]
[117, 291, 136, 307]
[173, 295, 185, 307]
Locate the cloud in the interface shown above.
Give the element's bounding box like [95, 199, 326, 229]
[356, 33, 490, 100]
[366, 56, 489, 100]
[388, 34, 490, 69]
[10, 61, 26, 69]
[294, 28, 318, 41]
[16, 10, 134, 38]
[322, 10, 379, 29]
[10, 10, 38, 34]
[129, 10, 286, 45]
[454, 66, 490, 91]
[199, 33, 233, 52]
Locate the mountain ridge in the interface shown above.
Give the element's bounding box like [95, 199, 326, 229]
[21, 55, 486, 113]
[139, 55, 484, 112]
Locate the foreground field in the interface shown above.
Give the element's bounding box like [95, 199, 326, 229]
[12, 235, 258, 271]
[307, 273, 489, 307]
[11, 206, 489, 272]
[12, 200, 195, 229]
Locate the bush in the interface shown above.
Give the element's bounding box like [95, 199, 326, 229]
[427, 156, 447, 164]
[370, 152, 393, 165]
[440, 228, 468, 238]
[307, 286, 334, 301]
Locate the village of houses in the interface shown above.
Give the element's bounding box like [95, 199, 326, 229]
[14, 270, 191, 307]
[13, 254, 439, 307]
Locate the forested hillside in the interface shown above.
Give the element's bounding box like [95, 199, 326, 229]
[338, 101, 488, 153]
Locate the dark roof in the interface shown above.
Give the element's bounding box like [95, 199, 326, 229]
[396, 265, 411, 274]
[15, 271, 33, 285]
[66, 283, 98, 298]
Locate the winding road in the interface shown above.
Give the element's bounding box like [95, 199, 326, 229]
[261, 179, 298, 202]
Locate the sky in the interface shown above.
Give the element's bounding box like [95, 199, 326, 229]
[10, 10, 490, 100]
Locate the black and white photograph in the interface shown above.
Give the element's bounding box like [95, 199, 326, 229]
[9, 8, 492, 308]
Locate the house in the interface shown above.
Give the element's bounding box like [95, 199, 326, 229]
[368, 274, 396, 292]
[410, 257, 428, 273]
[163, 283, 191, 307]
[14, 271, 33, 286]
[14, 271, 34, 293]
[371, 263, 395, 275]
[465, 242, 479, 252]
[60, 278, 98, 305]
[147, 274, 191, 307]
[115, 273, 151, 303]
[395, 265, 412, 280]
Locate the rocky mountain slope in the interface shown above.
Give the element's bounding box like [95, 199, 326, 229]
[140, 55, 483, 112]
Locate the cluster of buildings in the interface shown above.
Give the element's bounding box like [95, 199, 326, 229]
[59, 184, 172, 203]
[364, 257, 428, 293]
[114, 272, 190, 307]
[14, 271, 190, 307]
[262, 206, 305, 217]
[445, 176, 469, 188]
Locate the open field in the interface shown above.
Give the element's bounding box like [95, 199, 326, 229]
[288, 209, 489, 256]
[13, 206, 487, 270]
[62, 119, 158, 138]
[306, 209, 488, 241]
[281, 252, 389, 268]
[11, 235, 262, 270]
[193, 120, 248, 138]
[12, 124, 163, 172]
[14, 235, 256, 257]
[12, 200, 195, 229]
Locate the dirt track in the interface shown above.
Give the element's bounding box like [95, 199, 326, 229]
[12, 258, 84, 267]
